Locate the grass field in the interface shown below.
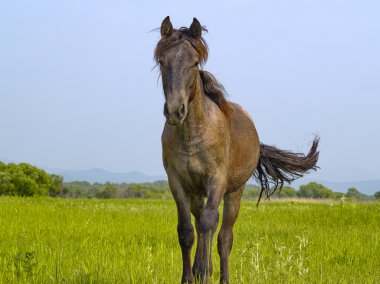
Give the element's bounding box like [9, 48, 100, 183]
[0, 197, 379, 283]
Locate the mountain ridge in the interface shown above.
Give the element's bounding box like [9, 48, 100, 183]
[49, 168, 167, 184]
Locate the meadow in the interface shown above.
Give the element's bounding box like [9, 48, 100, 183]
[0, 197, 379, 283]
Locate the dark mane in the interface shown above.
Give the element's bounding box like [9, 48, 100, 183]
[199, 70, 232, 117]
[154, 27, 209, 65]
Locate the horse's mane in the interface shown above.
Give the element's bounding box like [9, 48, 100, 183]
[199, 70, 232, 117]
[154, 28, 232, 117]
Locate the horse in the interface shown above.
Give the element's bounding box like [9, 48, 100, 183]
[154, 16, 319, 284]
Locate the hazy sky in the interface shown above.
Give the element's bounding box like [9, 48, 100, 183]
[0, 0, 379, 182]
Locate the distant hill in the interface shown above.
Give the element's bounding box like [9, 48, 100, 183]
[48, 168, 167, 184]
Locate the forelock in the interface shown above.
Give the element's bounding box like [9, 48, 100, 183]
[154, 28, 208, 64]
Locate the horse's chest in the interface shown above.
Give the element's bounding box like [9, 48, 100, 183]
[175, 151, 207, 177]
[162, 127, 226, 192]
[169, 148, 212, 192]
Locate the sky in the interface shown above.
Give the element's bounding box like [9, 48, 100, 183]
[0, 0, 379, 182]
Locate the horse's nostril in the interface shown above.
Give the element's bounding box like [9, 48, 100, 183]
[178, 104, 185, 118]
[163, 103, 169, 117]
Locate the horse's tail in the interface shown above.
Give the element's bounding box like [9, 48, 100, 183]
[253, 136, 320, 205]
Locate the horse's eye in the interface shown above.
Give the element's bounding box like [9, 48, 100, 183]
[194, 61, 199, 67]
[159, 60, 163, 66]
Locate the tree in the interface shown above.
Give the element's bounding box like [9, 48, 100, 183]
[345, 187, 364, 199]
[0, 171, 14, 195]
[275, 186, 297, 198]
[375, 191, 380, 200]
[335, 192, 345, 199]
[0, 162, 62, 197]
[0, 161, 6, 171]
[243, 185, 260, 199]
[103, 184, 118, 198]
[50, 175, 63, 197]
[297, 182, 336, 199]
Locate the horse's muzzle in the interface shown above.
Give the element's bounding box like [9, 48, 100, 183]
[164, 103, 187, 125]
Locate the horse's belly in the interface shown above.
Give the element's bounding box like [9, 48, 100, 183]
[227, 103, 260, 191]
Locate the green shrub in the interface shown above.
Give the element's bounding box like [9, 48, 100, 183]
[0, 162, 61, 197]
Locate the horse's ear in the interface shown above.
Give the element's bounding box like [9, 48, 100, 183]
[161, 16, 173, 37]
[190, 17, 202, 38]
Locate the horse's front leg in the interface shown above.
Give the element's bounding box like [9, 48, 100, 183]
[192, 176, 226, 283]
[169, 177, 195, 283]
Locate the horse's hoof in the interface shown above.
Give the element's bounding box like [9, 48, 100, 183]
[181, 275, 195, 284]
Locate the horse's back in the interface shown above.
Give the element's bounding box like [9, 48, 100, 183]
[227, 102, 260, 192]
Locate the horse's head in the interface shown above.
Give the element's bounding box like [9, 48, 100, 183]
[155, 17, 208, 125]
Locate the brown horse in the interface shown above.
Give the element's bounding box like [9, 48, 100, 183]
[154, 16, 319, 284]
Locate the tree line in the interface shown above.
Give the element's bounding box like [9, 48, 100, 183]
[1, 162, 379, 200]
[243, 183, 374, 201]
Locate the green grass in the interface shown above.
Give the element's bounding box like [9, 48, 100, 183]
[0, 197, 379, 283]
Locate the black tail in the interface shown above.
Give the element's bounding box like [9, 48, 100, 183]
[253, 137, 320, 205]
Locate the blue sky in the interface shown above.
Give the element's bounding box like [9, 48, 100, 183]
[0, 0, 379, 182]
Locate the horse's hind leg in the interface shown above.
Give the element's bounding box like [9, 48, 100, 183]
[217, 185, 244, 284]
